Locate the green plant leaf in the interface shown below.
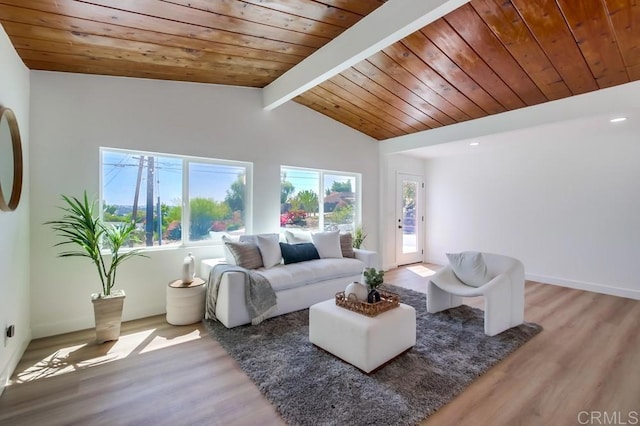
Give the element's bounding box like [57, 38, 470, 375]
[45, 190, 147, 295]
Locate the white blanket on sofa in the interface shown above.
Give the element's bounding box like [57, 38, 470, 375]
[206, 264, 277, 325]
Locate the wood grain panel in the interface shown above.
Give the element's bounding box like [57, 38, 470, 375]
[312, 84, 407, 137]
[315, 0, 385, 16]
[0, 1, 316, 57]
[1, 20, 303, 67]
[24, 59, 270, 87]
[403, 30, 505, 115]
[557, 0, 629, 89]
[296, 90, 394, 140]
[8, 33, 292, 74]
[240, 0, 366, 28]
[17, 50, 276, 85]
[13, 38, 285, 78]
[328, 74, 430, 132]
[421, 19, 526, 111]
[628, 63, 640, 80]
[511, 0, 598, 95]
[382, 42, 484, 120]
[320, 80, 421, 134]
[444, 4, 548, 106]
[603, 0, 640, 80]
[161, 0, 346, 39]
[340, 67, 438, 130]
[1, 0, 636, 141]
[353, 58, 454, 127]
[79, 0, 330, 48]
[470, 0, 572, 101]
[362, 53, 459, 126]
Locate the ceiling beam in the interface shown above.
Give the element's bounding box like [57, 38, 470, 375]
[262, 0, 470, 111]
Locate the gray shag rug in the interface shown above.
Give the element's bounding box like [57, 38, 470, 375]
[204, 285, 542, 426]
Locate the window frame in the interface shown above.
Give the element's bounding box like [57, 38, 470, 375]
[280, 165, 362, 232]
[100, 147, 252, 251]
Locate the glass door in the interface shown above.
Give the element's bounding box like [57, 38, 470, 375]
[396, 173, 423, 266]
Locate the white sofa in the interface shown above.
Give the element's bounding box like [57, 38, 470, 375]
[201, 249, 378, 328]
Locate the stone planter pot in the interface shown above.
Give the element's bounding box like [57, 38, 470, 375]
[91, 290, 126, 344]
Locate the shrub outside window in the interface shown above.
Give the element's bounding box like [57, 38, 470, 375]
[101, 148, 251, 249]
[280, 166, 360, 233]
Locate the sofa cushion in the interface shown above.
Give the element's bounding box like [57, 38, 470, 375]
[223, 239, 263, 270]
[340, 233, 355, 258]
[279, 242, 320, 265]
[284, 230, 312, 244]
[240, 233, 282, 268]
[257, 234, 283, 268]
[257, 258, 365, 292]
[221, 235, 240, 265]
[312, 230, 343, 259]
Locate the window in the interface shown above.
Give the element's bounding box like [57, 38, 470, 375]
[101, 148, 251, 248]
[280, 166, 360, 232]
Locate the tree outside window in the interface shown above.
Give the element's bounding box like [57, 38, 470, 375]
[101, 148, 251, 248]
[280, 167, 359, 233]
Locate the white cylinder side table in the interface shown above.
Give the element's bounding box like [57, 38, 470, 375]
[166, 277, 206, 325]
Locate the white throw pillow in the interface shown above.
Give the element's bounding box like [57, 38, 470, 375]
[241, 234, 282, 268]
[446, 251, 490, 287]
[284, 230, 312, 244]
[311, 230, 343, 259]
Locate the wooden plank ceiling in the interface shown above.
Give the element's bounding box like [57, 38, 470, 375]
[1, 0, 638, 141]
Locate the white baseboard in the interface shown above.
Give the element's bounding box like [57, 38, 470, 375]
[526, 274, 640, 300]
[1, 329, 31, 397]
[421, 259, 640, 301]
[424, 258, 444, 266]
[383, 263, 398, 271]
[32, 306, 166, 339]
[31, 316, 94, 339]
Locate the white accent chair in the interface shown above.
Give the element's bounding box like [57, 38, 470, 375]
[427, 253, 525, 336]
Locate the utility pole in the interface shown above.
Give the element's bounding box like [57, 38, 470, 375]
[157, 179, 162, 246]
[145, 156, 155, 246]
[131, 155, 144, 223]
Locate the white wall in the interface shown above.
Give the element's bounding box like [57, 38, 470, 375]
[29, 71, 379, 338]
[423, 116, 640, 299]
[0, 24, 31, 394]
[380, 153, 425, 270]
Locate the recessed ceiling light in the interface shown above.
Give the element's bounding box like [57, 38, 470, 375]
[469, 142, 479, 146]
[610, 117, 627, 123]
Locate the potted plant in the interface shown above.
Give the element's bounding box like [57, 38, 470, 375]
[363, 267, 384, 303]
[45, 191, 146, 343]
[352, 226, 367, 249]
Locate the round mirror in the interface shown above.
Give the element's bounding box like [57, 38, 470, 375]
[0, 107, 23, 212]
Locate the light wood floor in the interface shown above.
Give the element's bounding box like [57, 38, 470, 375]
[1, 264, 639, 425]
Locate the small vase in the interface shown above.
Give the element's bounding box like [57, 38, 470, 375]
[345, 282, 368, 301]
[181, 252, 195, 284]
[367, 289, 381, 303]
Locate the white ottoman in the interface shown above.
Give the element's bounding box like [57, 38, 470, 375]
[166, 277, 206, 325]
[309, 299, 416, 373]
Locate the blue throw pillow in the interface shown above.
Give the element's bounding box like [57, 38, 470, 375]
[279, 242, 320, 265]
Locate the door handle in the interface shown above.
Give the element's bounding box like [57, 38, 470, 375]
[398, 225, 403, 229]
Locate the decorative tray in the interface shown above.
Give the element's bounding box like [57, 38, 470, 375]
[335, 289, 400, 317]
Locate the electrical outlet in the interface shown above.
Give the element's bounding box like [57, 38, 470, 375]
[4, 325, 14, 347]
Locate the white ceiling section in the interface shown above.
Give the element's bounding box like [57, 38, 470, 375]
[262, 0, 470, 111]
[380, 80, 640, 158]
